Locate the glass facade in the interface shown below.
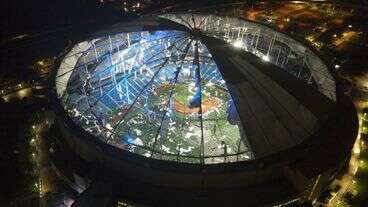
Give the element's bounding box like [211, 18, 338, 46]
[160, 13, 336, 101]
[56, 29, 253, 164]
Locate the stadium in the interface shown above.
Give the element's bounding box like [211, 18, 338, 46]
[50, 13, 358, 206]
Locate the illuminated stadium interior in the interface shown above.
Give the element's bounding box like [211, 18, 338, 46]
[55, 13, 336, 164]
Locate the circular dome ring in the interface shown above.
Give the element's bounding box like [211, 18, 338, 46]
[55, 13, 336, 165]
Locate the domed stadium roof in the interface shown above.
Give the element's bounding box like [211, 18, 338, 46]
[55, 13, 336, 164]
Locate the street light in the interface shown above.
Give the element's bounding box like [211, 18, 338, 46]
[37, 60, 45, 66]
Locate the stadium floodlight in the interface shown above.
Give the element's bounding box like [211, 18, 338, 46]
[262, 55, 270, 62]
[233, 40, 243, 48]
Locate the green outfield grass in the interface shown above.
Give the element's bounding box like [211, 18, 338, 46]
[109, 81, 249, 163]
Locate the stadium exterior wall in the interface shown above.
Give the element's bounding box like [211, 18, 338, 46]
[48, 15, 359, 206]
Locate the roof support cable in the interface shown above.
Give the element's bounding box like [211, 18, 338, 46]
[150, 41, 192, 158]
[106, 37, 191, 142]
[193, 40, 205, 165]
[78, 36, 190, 117]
